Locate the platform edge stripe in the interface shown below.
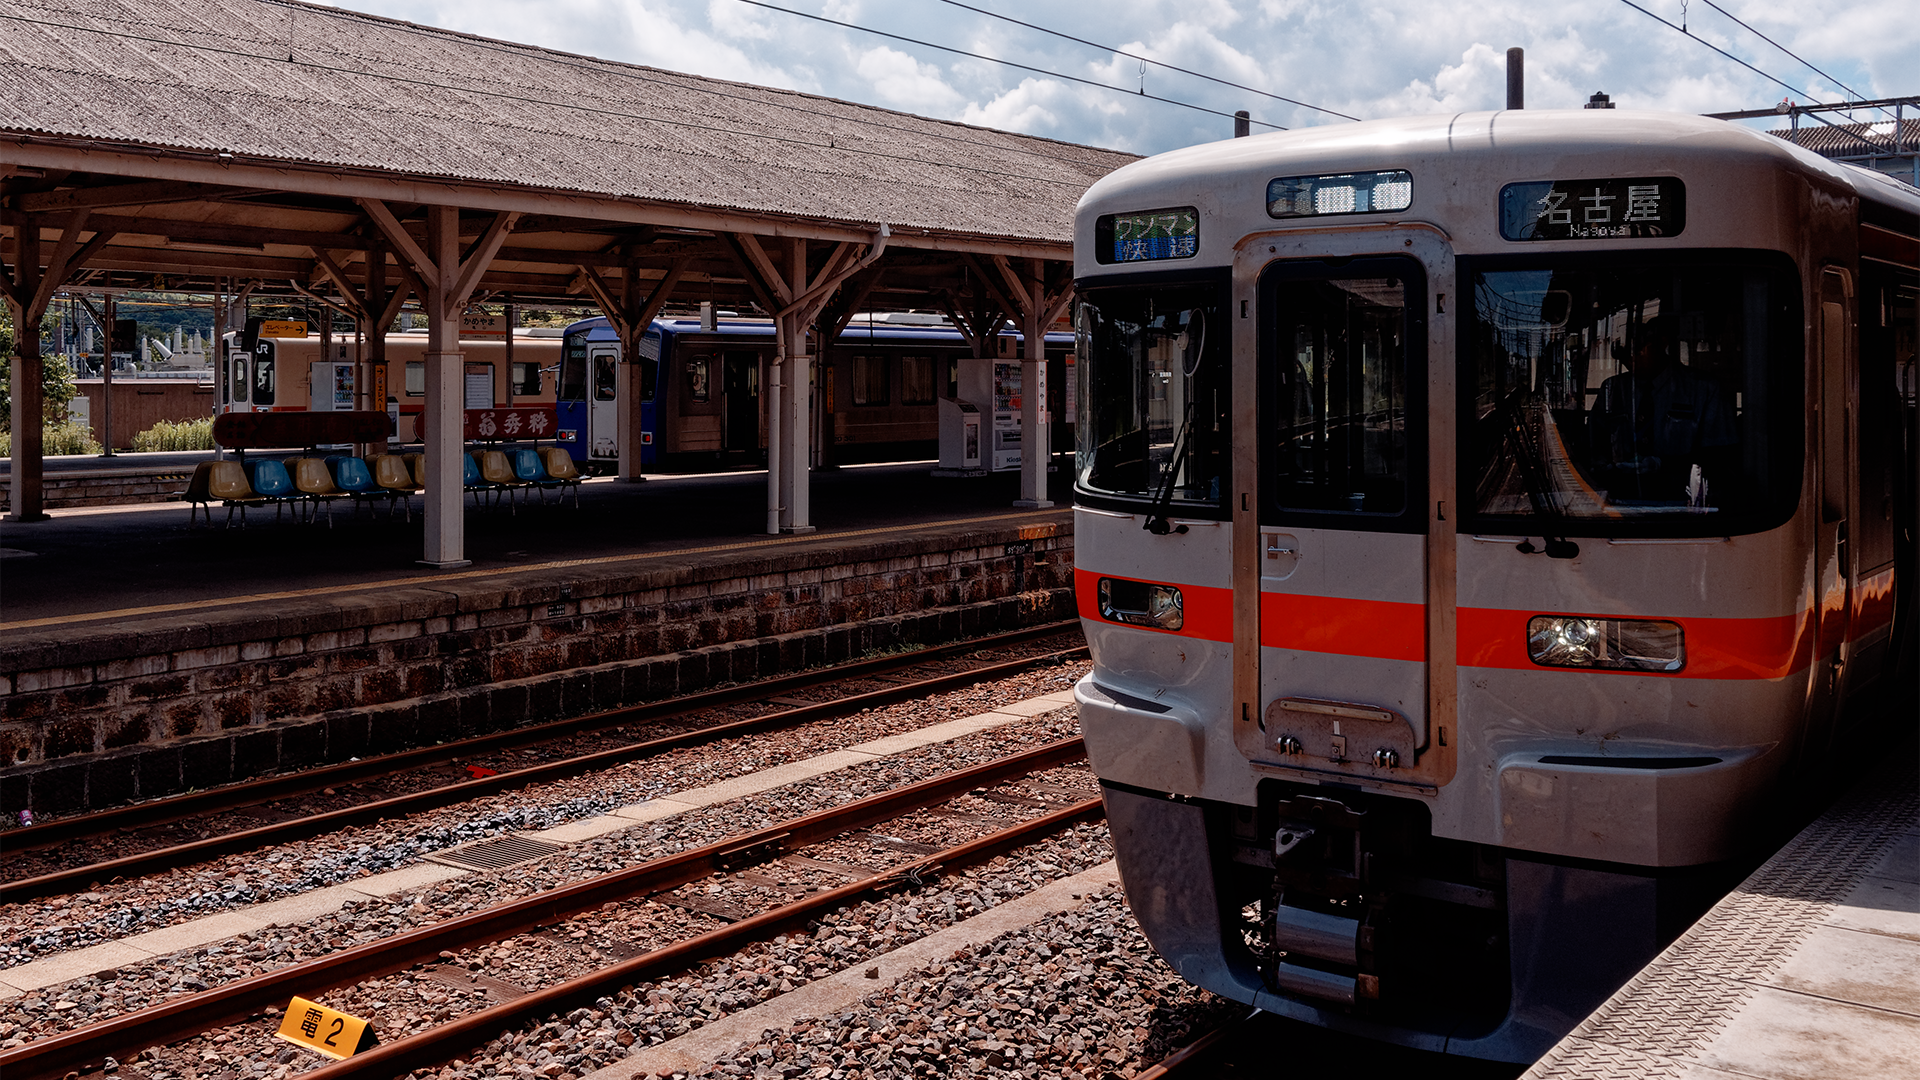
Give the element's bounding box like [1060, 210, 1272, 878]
[1522, 1035, 1687, 1079]
[1521, 750, 1919, 1076]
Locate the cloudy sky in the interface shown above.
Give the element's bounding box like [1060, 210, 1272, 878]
[316, 0, 1916, 156]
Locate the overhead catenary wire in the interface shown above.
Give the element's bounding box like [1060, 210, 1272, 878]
[734, 0, 1287, 131]
[243, 0, 1119, 171]
[929, 0, 1360, 122]
[1613, 0, 1812, 103]
[1696, 0, 1870, 106]
[0, 9, 1105, 191]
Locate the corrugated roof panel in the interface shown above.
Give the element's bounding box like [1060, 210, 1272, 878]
[2, 0, 1135, 242]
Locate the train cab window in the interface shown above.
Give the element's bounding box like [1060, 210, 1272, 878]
[1264, 261, 1422, 522]
[851, 354, 890, 406]
[404, 360, 425, 397]
[1075, 279, 1231, 513]
[1462, 253, 1802, 536]
[558, 342, 587, 401]
[901, 355, 936, 406]
[512, 361, 542, 396]
[230, 354, 249, 404]
[685, 354, 711, 403]
[252, 343, 276, 406]
[594, 352, 617, 401]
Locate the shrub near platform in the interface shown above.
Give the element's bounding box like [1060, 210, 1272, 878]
[131, 417, 215, 452]
[0, 420, 103, 456]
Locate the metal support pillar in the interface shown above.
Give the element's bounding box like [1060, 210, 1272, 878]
[6, 223, 45, 520]
[777, 237, 815, 534]
[421, 204, 468, 568]
[1016, 259, 1052, 509]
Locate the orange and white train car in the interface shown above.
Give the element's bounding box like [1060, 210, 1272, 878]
[1071, 110, 1917, 1060]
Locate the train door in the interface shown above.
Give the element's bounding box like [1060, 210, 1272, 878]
[724, 350, 761, 454]
[225, 341, 251, 413]
[1244, 254, 1432, 779]
[1811, 268, 1855, 733]
[588, 340, 619, 465]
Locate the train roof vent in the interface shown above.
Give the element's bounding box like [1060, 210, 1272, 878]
[426, 834, 565, 871]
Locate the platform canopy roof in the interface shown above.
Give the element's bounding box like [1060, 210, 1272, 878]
[0, 0, 1137, 308]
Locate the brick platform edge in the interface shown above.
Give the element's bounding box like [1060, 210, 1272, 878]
[0, 515, 1075, 817]
[0, 465, 194, 513]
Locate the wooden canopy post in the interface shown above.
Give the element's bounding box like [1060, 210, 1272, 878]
[989, 256, 1073, 509]
[576, 256, 690, 483]
[2, 211, 115, 521]
[730, 227, 887, 534]
[361, 199, 516, 568]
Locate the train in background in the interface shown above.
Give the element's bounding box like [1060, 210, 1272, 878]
[557, 312, 1074, 473]
[217, 323, 563, 442]
[1072, 110, 1917, 1062]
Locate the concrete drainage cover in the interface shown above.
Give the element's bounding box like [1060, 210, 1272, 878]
[426, 834, 565, 871]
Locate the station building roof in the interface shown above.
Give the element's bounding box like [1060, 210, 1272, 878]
[0, 0, 1137, 249]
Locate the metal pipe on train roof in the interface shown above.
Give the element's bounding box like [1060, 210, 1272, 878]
[1234, 111, 1250, 138]
[1507, 48, 1524, 110]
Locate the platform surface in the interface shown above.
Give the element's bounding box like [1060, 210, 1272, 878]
[1522, 740, 1920, 1080]
[0, 459, 1074, 632]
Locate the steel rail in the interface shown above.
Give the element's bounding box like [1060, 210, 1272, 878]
[4, 620, 1077, 853]
[0, 737, 1090, 1080]
[1132, 1012, 1255, 1079]
[2, 631, 1086, 903]
[303, 796, 1107, 1079]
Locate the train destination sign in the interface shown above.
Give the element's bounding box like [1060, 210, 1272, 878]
[1500, 177, 1686, 241]
[1096, 207, 1199, 263]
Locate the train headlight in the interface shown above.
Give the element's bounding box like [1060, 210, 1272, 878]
[1098, 578, 1184, 631]
[1527, 615, 1684, 673]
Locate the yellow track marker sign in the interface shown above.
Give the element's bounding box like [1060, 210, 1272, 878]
[275, 996, 377, 1059]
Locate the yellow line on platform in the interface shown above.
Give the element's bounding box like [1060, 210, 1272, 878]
[1, 510, 1063, 633]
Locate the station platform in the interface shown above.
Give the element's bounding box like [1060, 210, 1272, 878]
[1522, 737, 1919, 1080]
[0, 460, 1079, 819]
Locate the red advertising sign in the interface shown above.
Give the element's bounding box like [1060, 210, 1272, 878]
[464, 407, 557, 441]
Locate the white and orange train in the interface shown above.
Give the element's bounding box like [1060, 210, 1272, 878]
[1072, 110, 1917, 1060]
[217, 327, 563, 444]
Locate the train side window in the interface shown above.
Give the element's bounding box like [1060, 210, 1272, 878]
[512, 361, 542, 396]
[901, 355, 936, 405]
[685, 354, 711, 403]
[851, 353, 890, 405]
[253, 344, 276, 406]
[404, 361, 425, 397]
[558, 349, 586, 401]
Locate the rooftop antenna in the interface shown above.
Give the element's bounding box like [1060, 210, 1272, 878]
[1234, 110, 1250, 137]
[1506, 47, 1524, 110]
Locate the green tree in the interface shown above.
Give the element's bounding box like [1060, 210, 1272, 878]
[0, 310, 80, 433]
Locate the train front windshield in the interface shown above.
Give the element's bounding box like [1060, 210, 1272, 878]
[1463, 253, 1802, 536]
[1075, 281, 1231, 510]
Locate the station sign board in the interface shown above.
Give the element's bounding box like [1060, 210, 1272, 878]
[460, 312, 510, 337]
[258, 319, 308, 338]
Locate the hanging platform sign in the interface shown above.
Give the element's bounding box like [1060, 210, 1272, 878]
[258, 320, 309, 338]
[459, 312, 510, 337]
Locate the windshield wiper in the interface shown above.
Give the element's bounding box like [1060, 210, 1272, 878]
[1143, 401, 1194, 536]
[1143, 310, 1208, 537]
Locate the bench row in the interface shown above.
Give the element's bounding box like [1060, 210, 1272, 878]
[184, 447, 583, 527]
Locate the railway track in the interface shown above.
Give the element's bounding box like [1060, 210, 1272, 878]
[3, 739, 1100, 1080]
[2, 622, 1086, 903]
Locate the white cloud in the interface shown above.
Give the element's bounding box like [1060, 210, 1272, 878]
[855, 46, 964, 113]
[318, 0, 1916, 155]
